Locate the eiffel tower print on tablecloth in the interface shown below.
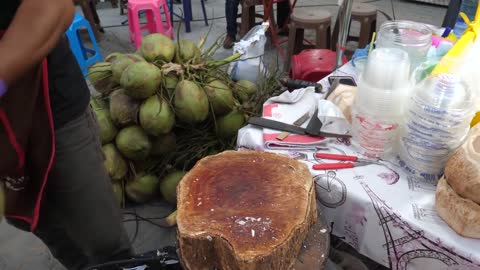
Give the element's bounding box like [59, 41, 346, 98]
[360, 181, 479, 270]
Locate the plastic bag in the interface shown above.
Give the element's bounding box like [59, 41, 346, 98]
[228, 22, 269, 83]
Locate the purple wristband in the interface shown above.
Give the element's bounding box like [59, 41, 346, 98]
[0, 80, 7, 97]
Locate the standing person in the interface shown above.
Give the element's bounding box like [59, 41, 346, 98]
[223, 0, 291, 49]
[0, 0, 133, 269]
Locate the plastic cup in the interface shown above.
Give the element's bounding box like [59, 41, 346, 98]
[361, 48, 411, 91]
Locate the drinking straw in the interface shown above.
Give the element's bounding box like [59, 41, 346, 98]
[369, 32, 376, 55]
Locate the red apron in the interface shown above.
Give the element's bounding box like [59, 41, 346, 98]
[0, 56, 55, 231]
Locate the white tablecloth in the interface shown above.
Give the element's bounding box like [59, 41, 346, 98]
[236, 63, 480, 270]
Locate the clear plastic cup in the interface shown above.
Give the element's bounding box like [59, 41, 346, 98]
[376, 20, 432, 71]
[351, 48, 412, 158]
[361, 47, 411, 90]
[397, 73, 476, 182]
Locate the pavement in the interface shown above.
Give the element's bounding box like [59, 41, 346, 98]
[0, 0, 447, 269]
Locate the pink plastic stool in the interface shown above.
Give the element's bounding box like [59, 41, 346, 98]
[127, 0, 174, 48]
[290, 49, 348, 82]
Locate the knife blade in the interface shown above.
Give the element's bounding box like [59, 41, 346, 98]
[276, 112, 311, 140]
[305, 108, 323, 136]
[247, 117, 352, 139]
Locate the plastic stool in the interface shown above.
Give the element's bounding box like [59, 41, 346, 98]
[285, 9, 332, 72]
[127, 0, 173, 48]
[290, 49, 347, 82]
[348, 3, 377, 48]
[66, 13, 104, 77]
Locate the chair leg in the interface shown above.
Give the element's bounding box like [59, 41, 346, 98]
[146, 9, 157, 34]
[168, 0, 174, 23]
[159, 4, 174, 38]
[331, 19, 339, 51]
[285, 25, 297, 72]
[358, 19, 371, 48]
[127, 8, 135, 44]
[201, 0, 209, 26]
[131, 9, 143, 48]
[370, 19, 377, 41]
[66, 30, 88, 75]
[239, 3, 253, 37]
[316, 25, 328, 49]
[293, 28, 304, 54]
[84, 24, 104, 65]
[183, 0, 192, 32]
[326, 25, 332, 50]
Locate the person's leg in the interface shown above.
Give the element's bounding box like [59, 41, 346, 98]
[225, 0, 240, 38]
[224, 0, 240, 48]
[33, 107, 133, 269]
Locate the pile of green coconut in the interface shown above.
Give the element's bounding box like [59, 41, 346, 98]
[88, 33, 258, 215]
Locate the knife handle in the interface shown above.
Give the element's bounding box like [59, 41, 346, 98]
[280, 78, 323, 93]
[313, 163, 355, 170]
[315, 153, 358, 161]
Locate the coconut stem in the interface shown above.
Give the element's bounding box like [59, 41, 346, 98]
[208, 53, 242, 68]
[203, 33, 226, 59]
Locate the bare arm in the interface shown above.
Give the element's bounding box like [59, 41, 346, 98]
[0, 0, 75, 85]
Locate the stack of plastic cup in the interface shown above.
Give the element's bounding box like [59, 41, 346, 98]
[376, 20, 432, 72]
[351, 48, 412, 158]
[397, 73, 476, 182]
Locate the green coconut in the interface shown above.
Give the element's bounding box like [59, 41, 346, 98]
[103, 144, 128, 181]
[105, 52, 124, 63]
[112, 57, 136, 84]
[116, 126, 152, 160]
[164, 73, 179, 95]
[174, 80, 209, 124]
[140, 33, 176, 63]
[0, 183, 4, 222]
[204, 79, 236, 115]
[139, 95, 175, 136]
[160, 170, 186, 204]
[126, 173, 159, 203]
[109, 89, 140, 127]
[235, 80, 257, 102]
[176, 39, 201, 63]
[215, 109, 245, 138]
[88, 62, 116, 94]
[112, 182, 124, 206]
[120, 62, 162, 99]
[151, 133, 176, 156]
[90, 97, 118, 144]
[125, 53, 145, 62]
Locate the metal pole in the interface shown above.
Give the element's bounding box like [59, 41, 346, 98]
[335, 0, 354, 69]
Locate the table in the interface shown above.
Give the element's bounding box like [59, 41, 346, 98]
[236, 63, 480, 270]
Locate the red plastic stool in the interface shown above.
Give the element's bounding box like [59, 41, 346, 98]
[290, 49, 347, 83]
[127, 0, 174, 48]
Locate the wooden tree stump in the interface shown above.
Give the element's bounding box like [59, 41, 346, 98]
[177, 150, 318, 270]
